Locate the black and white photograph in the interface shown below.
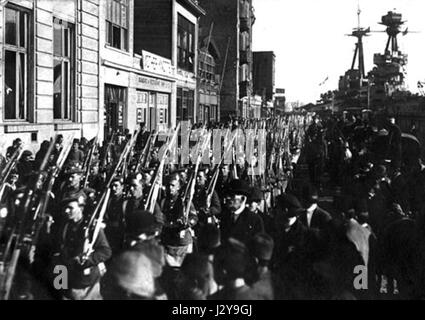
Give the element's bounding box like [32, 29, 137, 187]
[0, 0, 425, 304]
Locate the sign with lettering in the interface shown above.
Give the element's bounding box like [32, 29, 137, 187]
[136, 75, 172, 93]
[141, 50, 175, 77]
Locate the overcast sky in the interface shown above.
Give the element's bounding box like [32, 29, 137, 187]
[252, 0, 425, 104]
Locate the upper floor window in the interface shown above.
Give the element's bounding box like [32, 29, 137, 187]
[53, 18, 75, 120]
[177, 14, 195, 72]
[106, 0, 129, 51]
[4, 5, 29, 121]
[199, 51, 216, 82]
[176, 87, 194, 122]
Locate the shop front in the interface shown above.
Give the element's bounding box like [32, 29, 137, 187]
[132, 74, 173, 133]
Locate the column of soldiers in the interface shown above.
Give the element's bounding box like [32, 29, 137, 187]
[0, 110, 424, 300]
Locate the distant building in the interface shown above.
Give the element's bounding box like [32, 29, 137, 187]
[132, 0, 205, 127]
[274, 88, 286, 114]
[253, 51, 275, 117]
[198, 0, 255, 120]
[197, 36, 221, 123]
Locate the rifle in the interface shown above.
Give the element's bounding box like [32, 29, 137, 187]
[145, 124, 181, 213]
[83, 135, 99, 189]
[100, 132, 116, 173]
[81, 188, 111, 262]
[80, 133, 137, 263]
[183, 128, 211, 224]
[135, 131, 158, 173]
[122, 126, 142, 179]
[29, 135, 74, 253]
[0, 134, 68, 300]
[204, 130, 237, 224]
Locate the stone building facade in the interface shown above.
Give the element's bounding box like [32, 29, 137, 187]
[0, 0, 100, 154]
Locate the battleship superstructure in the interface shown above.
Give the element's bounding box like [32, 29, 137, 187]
[332, 9, 424, 113]
[368, 11, 409, 106]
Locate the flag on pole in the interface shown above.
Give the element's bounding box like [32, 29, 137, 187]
[319, 76, 329, 86]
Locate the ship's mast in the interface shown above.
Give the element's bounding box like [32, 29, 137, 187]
[348, 2, 369, 85]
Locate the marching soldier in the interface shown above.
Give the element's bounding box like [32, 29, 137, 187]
[123, 174, 164, 242]
[159, 173, 197, 267]
[104, 176, 126, 254]
[39, 195, 112, 300]
[55, 165, 95, 222]
[193, 167, 221, 227]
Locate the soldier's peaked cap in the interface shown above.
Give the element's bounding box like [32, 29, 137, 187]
[61, 194, 87, 206]
[64, 164, 84, 175]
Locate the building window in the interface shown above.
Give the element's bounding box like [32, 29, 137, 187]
[177, 88, 194, 122]
[199, 51, 215, 82]
[177, 14, 195, 72]
[53, 18, 75, 120]
[4, 5, 29, 121]
[106, 0, 128, 51]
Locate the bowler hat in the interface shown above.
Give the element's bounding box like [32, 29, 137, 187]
[301, 184, 319, 204]
[276, 193, 301, 210]
[226, 179, 250, 196]
[248, 187, 263, 202]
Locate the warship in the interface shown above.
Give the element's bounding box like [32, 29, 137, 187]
[317, 9, 425, 143]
